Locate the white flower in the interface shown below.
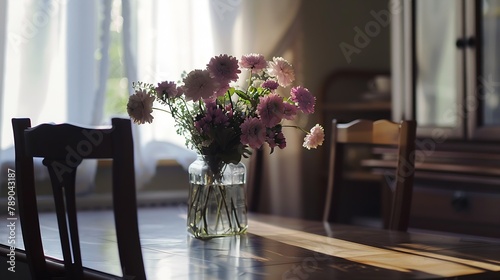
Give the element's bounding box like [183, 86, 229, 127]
[303, 124, 324, 150]
[267, 57, 295, 87]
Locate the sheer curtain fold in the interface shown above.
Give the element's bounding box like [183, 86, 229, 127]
[1, 0, 68, 185]
[122, 0, 213, 188]
[66, 0, 106, 193]
[209, 0, 304, 217]
[0, 0, 6, 152]
[92, 0, 112, 126]
[0, 0, 112, 193]
[121, 0, 154, 188]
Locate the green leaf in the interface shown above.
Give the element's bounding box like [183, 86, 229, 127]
[234, 89, 249, 100]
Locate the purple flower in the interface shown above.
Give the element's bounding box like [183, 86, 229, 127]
[194, 101, 229, 135]
[182, 69, 217, 102]
[261, 80, 279, 91]
[266, 129, 286, 150]
[155, 81, 180, 100]
[214, 83, 230, 98]
[239, 53, 267, 72]
[127, 90, 155, 124]
[283, 102, 298, 120]
[207, 54, 241, 85]
[240, 117, 266, 149]
[257, 93, 285, 128]
[290, 86, 315, 114]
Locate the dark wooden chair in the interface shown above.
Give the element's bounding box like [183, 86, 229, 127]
[247, 148, 264, 212]
[322, 119, 417, 232]
[12, 118, 146, 279]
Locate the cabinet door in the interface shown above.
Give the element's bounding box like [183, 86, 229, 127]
[413, 0, 465, 139]
[467, 0, 500, 140]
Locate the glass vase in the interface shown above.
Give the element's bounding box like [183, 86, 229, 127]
[187, 156, 248, 239]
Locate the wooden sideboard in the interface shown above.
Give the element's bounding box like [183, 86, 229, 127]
[365, 142, 500, 238]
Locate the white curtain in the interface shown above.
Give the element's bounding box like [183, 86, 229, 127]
[0, 1, 6, 139]
[0, 0, 100, 193]
[121, 0, 212, 187]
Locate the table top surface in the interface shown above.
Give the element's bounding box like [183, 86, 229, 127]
[2, 205, 500, 280]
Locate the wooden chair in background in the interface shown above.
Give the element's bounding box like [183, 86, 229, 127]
[12, 118, 146, 279]
[247, 148, 263, 213]
[322, 119, 417, 232]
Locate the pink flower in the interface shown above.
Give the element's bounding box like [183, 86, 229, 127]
[291, 86, 315, 114]
[283, 102, 298, 120]
[127, 90, 155, 124]
[182, 69, 217, 102]
[240, 117, 266, 149]
[267, 57, 295, 87]
[214, 83, 230, 98]
[266, 129, 286, 150]
[257, 93, 285, 127]
[207, 54, 241, 84]
[262, 80, 279, 91]
[239, 53, 267, 72]
[277, 132, 286, 149]
[156, 81, 180, 100]
[303, 124, 324, 150]
[194, 101, 229, 135]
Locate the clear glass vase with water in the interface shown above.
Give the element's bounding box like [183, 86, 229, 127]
[187, 156, 248, 239]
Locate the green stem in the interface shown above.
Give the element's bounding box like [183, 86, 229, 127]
[281, 125, 309, 134]
[202, 185, 212, 233]
[227, 91, 234, 110]
[152, 107, 170, 114]
[218, 185, 233, 229]
[188, 185, 200, 219]
[247, 70, 253, 90]
[214, 185, 224, 230]
[231, 198, 242, 230]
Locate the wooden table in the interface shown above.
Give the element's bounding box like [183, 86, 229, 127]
[2, 206, 500, 279]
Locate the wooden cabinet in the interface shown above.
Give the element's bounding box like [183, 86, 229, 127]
[412, 184, 500, 238]
[390, 0, 500, 238]
[319, 69, 391, 125]
[364, 144, 500, 237]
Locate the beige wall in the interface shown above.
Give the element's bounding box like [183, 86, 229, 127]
[300, 0, 391, 219]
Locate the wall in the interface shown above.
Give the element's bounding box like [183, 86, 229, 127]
[299, 0, 392, 219]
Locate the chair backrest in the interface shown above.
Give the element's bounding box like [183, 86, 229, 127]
[322, 119, 416, 231]
[12, 118, 146, 279]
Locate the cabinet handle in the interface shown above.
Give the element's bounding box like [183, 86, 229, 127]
[456, 38, 466, 48]
[455, 37, 475, 49]
[466, 37, 475, 48]
[451, 191, 469, 212]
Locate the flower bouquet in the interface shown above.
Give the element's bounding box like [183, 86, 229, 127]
[127, 53, 324, 238]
